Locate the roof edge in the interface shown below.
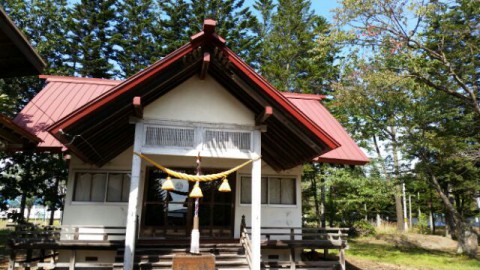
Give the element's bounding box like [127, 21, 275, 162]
[47, 43, 195, 135]
[39, 75, 124, 86]
[0, 7, 46, 73]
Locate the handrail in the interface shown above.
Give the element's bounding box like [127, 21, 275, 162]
[244, 226, 349, 242]
[240, 215, 253, 270]
[9, 224, 127, 245]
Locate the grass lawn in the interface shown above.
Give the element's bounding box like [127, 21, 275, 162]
[346, 236, 480, 270]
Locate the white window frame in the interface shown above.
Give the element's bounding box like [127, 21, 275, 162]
[71, 170, 131, 205]
[238, 174, 298, 207]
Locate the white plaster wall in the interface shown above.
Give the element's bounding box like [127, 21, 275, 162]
[62, 147, 141, 228]
[234, 164, 303, 238]
[143, 75, 255, 126]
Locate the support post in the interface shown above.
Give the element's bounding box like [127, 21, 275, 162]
[69, 250, 76, 270]
[124, 121, 144, 270]
[251, 130, 261, 270]
[339, 248, 345, 270]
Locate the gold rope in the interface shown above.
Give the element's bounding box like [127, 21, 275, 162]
[134, 152, 260, 182]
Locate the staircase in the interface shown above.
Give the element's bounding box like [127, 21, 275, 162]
[113, 242, 249, 270]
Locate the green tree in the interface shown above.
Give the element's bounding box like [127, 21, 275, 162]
[157, 0, 191, 55]
[332, 0, 480, 257]
[0, 0, 72, 114]
[159, 0, 259, 64]
[67, 0, 118, 78]
[115, 0, 163, 77]
[254, 0, 337, 93]
[1, 152, 50, 222]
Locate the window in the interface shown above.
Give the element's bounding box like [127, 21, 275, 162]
[73, 172, 130, 202]
[240, 176, 296, 205]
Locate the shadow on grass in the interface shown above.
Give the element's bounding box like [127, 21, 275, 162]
[349, 238, 455, 258]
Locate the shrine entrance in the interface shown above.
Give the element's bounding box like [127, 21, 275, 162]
[140, 167, 236, 239]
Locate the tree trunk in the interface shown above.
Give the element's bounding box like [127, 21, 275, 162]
[373, 134, 404, 231]
[19, 193, 27, 223]
[429, 174, 478, 258]
[49, 177, 60, 226]
[49, 207, 55, 226]
[320, 176, 326, 228]
[329, 186, 335, 227]
[310, 170, 321, 228]
[390, 128, 406, 232]
[376, 213, 382, 227]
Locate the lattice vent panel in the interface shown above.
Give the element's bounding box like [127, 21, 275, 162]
[204, 130, 251, 151]
[145, 126, 195, 148]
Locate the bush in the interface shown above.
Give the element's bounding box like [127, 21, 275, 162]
[352, 220, 376, 237]
[416, 213, 430, 234]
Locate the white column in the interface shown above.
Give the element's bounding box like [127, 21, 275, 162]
[124, 121, 144, 270]
[251, 130, 261, 270]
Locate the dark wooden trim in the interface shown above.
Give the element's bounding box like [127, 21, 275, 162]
[199, 52, 210, 80]
[255, 106, 272, 125]
[132, 96, 143, 118]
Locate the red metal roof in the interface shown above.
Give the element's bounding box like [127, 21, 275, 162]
[15, 76, 368, 165]
[13, 75, 122, 150]
[284, 93, 369, 165]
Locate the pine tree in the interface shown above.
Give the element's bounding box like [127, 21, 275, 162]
[159, 0, 259, 64]
[255, 0, 337, 93]
[67, 0, 118, 78]
[115, 0, 163, 77]
[157, 0, 191, 56]
[0, 0, 73, 114]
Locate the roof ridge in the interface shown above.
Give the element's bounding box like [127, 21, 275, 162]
[39, 75, 123, 86]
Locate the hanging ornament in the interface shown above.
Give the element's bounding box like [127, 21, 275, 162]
[189, 181, 203, 198]
[218, 177, 231, 192]
[161, 176, 175, 191]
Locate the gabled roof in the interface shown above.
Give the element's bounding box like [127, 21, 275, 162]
[284, 93, 369, 165]
[14, 76, 368, 166]
[0, 113, 41, 149]
[40, 20, 339, 170]
[0, 7, 46, 77]
[13, 75, 122, 150]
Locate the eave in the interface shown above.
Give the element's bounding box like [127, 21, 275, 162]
[0, 7, 46, 78]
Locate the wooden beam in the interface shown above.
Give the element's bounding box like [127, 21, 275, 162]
[132, 96, 143, 118]
[203, 19, 216, 34]
[256, 106, 273, 125]
[200, 52, 210, 80]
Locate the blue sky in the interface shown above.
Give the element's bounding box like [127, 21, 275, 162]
[244, 0, 341, 22]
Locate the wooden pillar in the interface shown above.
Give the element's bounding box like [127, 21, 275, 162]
[251, 130, 261, 270]
[124, 121, 144, 270]
[69, 250, 76, 270]
[339, 248, 346, 270]
[8, 249, 15, 270]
